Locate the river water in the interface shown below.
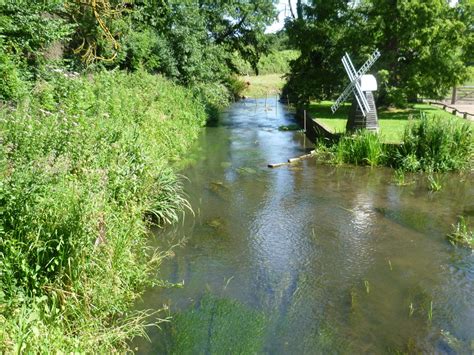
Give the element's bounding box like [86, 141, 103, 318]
[134, 98, 473, 353]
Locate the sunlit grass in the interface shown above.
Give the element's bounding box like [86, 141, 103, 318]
[309, 101, 468, 143]
[240, 73, 286, 98]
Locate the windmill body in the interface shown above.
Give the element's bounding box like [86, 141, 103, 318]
[331, 50, 381, 132]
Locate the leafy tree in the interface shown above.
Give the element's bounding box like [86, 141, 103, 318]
[0, 1, 73, 100]
[283, 0, 471, 107]
[282, 0, 363, 104]
[367, 0, 470, 105]
[200, 0, 276, 75]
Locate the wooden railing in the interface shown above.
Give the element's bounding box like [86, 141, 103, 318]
[427, 101, 473, 120]
[450, 86, 474, 104]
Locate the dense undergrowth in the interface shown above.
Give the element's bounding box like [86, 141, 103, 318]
[316, 114, 473, 172]
[0, 70, 219, 352]
[235, 50, 299, 76]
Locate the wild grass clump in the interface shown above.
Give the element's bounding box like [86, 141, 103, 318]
[0, 70, 207, 352]
[447, 217, 473, 249]
[331, 130, 386, 167]
[314, 113, 473, 173]
[395, 113, 473, 172]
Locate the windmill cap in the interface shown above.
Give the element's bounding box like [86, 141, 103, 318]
[360, 74, 377, 92]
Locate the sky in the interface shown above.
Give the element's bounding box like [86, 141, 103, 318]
[266, 0, 298, 33]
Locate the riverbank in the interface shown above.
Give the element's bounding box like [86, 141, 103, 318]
[0, 70, 221, 352]
[308, 101, 461, 144]
[240, 73, 286, 98]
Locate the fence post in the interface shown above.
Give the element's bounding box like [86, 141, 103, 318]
[451, 86, 457, 104]
[304, 109, 307, 133]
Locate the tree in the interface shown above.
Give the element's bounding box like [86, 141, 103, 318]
[282, 0, 364, 104]
[283, 0, 471, 107]
[367, 0, 470, 105]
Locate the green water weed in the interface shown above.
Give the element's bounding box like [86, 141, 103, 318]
[427, 174, 443, 192]
[447, 216, 474, 249]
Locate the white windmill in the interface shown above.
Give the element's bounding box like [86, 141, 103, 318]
[331, 49, 381, 132]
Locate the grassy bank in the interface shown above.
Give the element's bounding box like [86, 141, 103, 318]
[309, 101, 457, 143]
[0, 70, 217, 352]
[316, 113, 473, 172]
[241, 73, 286, 98]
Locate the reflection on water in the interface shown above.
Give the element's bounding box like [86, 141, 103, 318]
[134, 98, 474, 353]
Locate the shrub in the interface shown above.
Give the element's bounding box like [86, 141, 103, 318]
[234, 50, 299, 75]
[0, 48, 28, 101]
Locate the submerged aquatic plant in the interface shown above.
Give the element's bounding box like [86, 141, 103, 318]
[447, 216, 474, 249]
[278, 124, 300, 131]
[364, 280, 370, 294]
[162, 293, 267, 354]
[427, 174, 442, 192]
[427, 301, 433, 323]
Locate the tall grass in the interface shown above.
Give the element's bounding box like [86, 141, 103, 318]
[395, 113, 473, 172]
[332, 131, 386, 167]
[0, 70, 210, 351]
[317, 113, 473, 173]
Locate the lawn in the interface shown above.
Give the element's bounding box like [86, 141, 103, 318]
[308, 101, 462, 143]
[240, 73, 286, 98]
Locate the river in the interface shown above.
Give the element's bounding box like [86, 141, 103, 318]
[133, 98, 473, 353]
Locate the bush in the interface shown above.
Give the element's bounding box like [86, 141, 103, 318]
[234, 50, 299, 75]
[0, 70, 207, 352]
[0, 48, 28, 101]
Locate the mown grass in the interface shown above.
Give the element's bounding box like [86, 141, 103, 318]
[240, 73, 286, 98]
[309, 101, 460, 143]
[0, 70, 214, 352]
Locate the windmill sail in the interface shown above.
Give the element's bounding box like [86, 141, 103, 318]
[331, 49, 381, 115]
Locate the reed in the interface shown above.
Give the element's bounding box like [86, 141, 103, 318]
[396, 113, 473, 172]
[314, 112, 473, 173]
[332, 131, 386, 167]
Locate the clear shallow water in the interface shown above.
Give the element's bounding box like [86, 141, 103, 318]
[134, 98, 474, 354]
